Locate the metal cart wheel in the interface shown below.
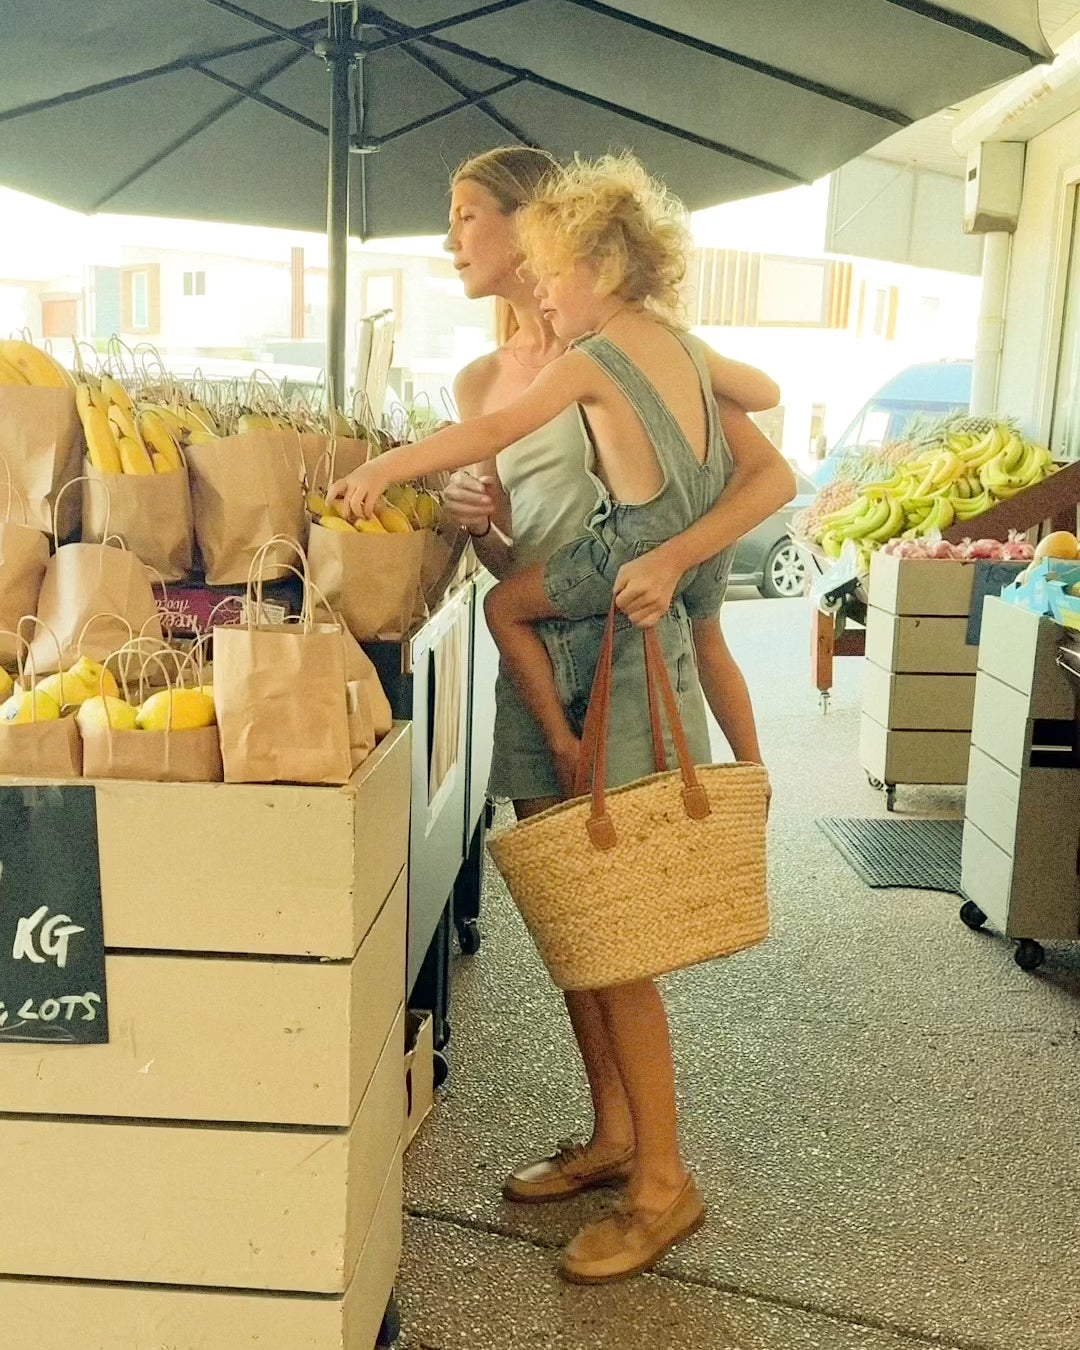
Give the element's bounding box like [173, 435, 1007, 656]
[819, 689, 831, 713]
[884, 784, 897, 812]
[959, 900, 987, 932]
[376, 1291, 401, 1347]
[1015, 939, 1046, 972]
[456, 917, 482, 955]
[433, 1050, 449, 1089]
[867, 775, 884, 791]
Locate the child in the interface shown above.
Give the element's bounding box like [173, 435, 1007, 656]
[332, 153, 793, 797]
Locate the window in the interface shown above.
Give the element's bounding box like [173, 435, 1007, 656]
[871, 287, 899, 339]
[131, 271, 149, 330]
[691, 250, 851, 329]
[1050, 188, 1080, 461]
[183, 270, 206, 297]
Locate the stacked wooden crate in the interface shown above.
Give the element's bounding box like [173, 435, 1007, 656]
[0, 724, 411, 1350]
[859, 554, 979, 801]
[961, 598, 1080, 964]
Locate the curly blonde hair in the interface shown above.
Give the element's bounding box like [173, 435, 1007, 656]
[516, 153, 691, 322]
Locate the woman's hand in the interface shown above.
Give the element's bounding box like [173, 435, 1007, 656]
[612, 547, 685, 628]
[442, 470, 495, 535]
[328, 461, 389, 520]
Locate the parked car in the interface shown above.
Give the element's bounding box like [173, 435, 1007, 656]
[729, 470, 817, 599]
[811, 360, 972, 489]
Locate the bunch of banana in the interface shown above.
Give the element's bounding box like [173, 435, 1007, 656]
[75, 375, 183, 475]
[307, 482, 442, 537]
[0, 338, 73, 388]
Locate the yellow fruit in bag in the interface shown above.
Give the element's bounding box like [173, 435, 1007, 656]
[1, 688, 61, 723]
[307, 492, 330, 517]
[385, 483, 419, 517]
[319, 514, 356, 534]
[375, 500, 413, 534]
[77, 696, 137, 733]
[355, 515, 388, 535]
[38, 658, 119, 709]
[413, 491, 441, 529]
[136, 688, 216, 732]
[0, 668, 13, 701]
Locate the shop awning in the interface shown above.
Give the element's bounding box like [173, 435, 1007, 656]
[0, 1, 1054, 391]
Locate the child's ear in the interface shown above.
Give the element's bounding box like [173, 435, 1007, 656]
[594, 256, 623, 299]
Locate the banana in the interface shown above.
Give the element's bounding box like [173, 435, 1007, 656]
[80, 401, 123, 474]
[841, 495, 891, 541]
[999, 432, 1026, 475]
[117, 435, 154, 476]
[237, 413, 276, 435]
[99, 375, 133, 415]
[107, 402, 139, 443]
[953, 489, 993, 521]
[0, 339, 70, 388]
[0, 353, 28, 385]
[138, 410, 182, 471]
[864, 493, 904, 544]
[141, 404, 186, 439]
[914, 496, 955, 535]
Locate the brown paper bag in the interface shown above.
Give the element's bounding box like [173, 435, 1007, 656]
[81, 458, 194, 582]
[300, 434, 372, 494]
[0, 477, 49, 667]
[0, 386, 81, 539]
[308, 523, 427, 641]
[29, 480, 163, 674]
[80, 643, 223, 783]
[186, 428, 306, 584]
[0, 629, 82, 778]
[213, 537, 352, 785]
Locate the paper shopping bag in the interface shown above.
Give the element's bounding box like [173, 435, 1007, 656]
[0, 630, 82, 779]
[308, 521, 427, 641]
[79, 642, 222, 783]
[0, 478, 49, 667]
[81, 458, 194, 582]
[29, 481, 162, 673]
[0, 386, 82, 539]
[300, 434, 373, 495]
[213, 537, 351, 785]
[186, 428, 305, 584]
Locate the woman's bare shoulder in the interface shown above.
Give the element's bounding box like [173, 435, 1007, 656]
[452, 350, 506, 416]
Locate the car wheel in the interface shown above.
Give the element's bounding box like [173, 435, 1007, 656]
[760, 537, 807, 599]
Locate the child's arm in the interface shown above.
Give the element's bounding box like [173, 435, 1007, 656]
[613, 400, 797, 627]
[329, 352, 593, 519]
[691, 616, 769, 811]
[704, 348, 780, 413]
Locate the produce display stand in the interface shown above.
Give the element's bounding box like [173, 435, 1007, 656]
[0, 727, 411, 1350]
[960, 598, 1080, 970]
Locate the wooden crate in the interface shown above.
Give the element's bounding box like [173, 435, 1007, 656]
[862, 664, 976, 731]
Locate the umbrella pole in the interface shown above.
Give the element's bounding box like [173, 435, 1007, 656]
[325, 6, 352, 412]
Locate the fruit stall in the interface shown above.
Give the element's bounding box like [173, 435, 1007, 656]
[0, 336, 488, 1347]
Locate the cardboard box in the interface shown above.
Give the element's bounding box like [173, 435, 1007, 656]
[404, 1010, 434, 1149]
[971, 671, 1040, 773]
[862, 663, 976, 731]
[0, 1142, 402, 1350]
[865, 608, 979, 675]
[859, 714, 971, 785]
[89, 722, 411, 958]
[0, 869, 405, 1127]
[0, 1007, 404, 1293]
[978, 597, 1076, 720]
[868, 554, 976, 616]
[961, 819, 1080, 939]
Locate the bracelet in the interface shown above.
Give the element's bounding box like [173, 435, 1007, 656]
[468, 519, 492, 539]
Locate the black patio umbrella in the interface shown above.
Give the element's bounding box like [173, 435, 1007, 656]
[0, 1, 1051, 399]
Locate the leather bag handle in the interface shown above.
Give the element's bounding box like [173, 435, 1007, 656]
[573, 603, 711, 850]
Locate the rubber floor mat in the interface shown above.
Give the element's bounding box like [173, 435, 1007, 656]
[816, 817, 963, 892]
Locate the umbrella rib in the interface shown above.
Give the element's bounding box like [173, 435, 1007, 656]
[89, 47, 310, 212]
[196, 0, 318, 51]
[416, 30, 806, 182]
[195, 66, 328, 136]
[560, 0, 910, 126]
[882, 0, 1049, 61]
[365, 76, 525, 148]
[372, 16, 537, 146]
[361, 0, 536, 56]
[0, 22, 325, 124]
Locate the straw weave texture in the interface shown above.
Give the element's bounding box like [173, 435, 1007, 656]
[488, 761, 769, 990]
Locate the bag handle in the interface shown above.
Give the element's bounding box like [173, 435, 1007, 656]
[14, 616, 64, 720]
[573, 603, 710, 850]
[76, 611, 135, 657]
[54, 474, 110, 550]
[0, 456, 29, 526]
[245, 535, 316, 631]
[107, 637, 182, 725]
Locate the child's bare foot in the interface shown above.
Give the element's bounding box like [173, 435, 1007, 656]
[552, 736, 582, 799]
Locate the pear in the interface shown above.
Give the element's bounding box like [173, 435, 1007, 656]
[1, 688, 61, 724]
[77, 696, 137, 733]
[136, 688, 215, 732]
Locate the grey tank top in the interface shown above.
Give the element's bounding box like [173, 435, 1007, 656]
[496, 404, 600, 574]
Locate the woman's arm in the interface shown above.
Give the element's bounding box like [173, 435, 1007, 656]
[704, 348, 781, 413]
[691, 615, 763, 763]
[331, 353, 592, 518]
[613, 400, 797, 626]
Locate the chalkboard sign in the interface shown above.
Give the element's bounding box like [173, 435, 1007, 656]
[0, 785, 108, 1044]
[967, 561, 1027, 645]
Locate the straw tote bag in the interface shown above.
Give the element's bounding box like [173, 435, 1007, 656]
[488, 606, 770, 990]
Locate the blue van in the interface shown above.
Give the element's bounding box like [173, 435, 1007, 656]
[812, 360, 972, 488]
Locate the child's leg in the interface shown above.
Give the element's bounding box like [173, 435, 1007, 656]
[485, 566, 582, 797]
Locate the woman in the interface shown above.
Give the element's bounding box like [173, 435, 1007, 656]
[440, 147, 794, 1280]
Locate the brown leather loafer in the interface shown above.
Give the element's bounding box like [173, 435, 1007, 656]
[502, 1139, 635, 1204]
[558, 1176, 705, 1283]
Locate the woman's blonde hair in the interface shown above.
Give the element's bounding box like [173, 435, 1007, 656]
[516, 153, 691, 323]
[452, 146, 561, 344]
